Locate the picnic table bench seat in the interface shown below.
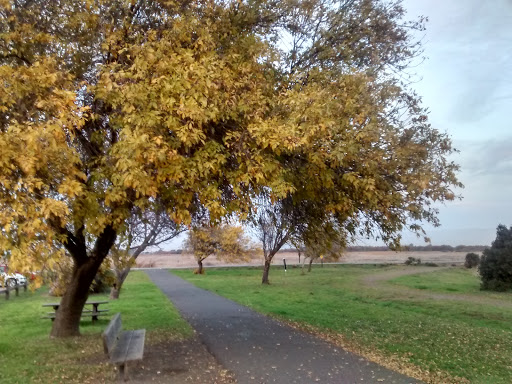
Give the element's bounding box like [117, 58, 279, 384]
[41, 308, 110, 321]
[102, 312, 145, 381]
[82, 308, 110, 314]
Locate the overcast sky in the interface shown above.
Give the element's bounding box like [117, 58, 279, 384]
[390, 0, 512, 246]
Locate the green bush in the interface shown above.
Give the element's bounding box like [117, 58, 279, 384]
[464, 252, 480, 269]
[404, 256, 421, 265]
[424, 262, 438, 267]
[480, 225, 512, 291]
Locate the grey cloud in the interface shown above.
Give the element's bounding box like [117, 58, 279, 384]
[458, 137, 512, 176]
[406, 0, 512, 123]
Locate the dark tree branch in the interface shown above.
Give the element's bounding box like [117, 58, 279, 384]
[0, 53, 32, 65]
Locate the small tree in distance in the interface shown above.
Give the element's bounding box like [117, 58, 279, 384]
[250, 194, 347, 284]
[251, 198, 295, 284]
[185, 226, 255, 274]
[302, 231, 344, 273]
[480, 225, 512, 291]
[108, 203, 187, 299]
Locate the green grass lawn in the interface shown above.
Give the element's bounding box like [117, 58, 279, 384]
[391, 267, 481, 293]
[174, 265, 512, 384]
[389, 267, 512, 299]
[0, 271, 192, 384]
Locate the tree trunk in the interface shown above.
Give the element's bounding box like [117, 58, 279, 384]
[50, 226, 116, 338]
[260, 233, 289, 285]
[109, 267, 130, 300]
[262, 258, 272, 284]
[308, 258, 313, 272]
[109, 282, 120, 300]
[196, 259, 204, 274]
[50, 257, 103, 337]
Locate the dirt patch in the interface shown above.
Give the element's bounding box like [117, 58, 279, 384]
[87, 336, 236, 384]
[129, 337, 235, 384]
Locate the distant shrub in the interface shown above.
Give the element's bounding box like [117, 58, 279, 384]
[464, 253, 480, 269]
[480, 225, 512, 292]
[424, 262, 438, 267]
[405, 257, 421, 266]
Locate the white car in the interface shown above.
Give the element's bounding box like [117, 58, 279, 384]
[0, 265, 27, 287]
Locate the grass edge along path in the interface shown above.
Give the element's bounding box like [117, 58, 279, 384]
[173, 265, 512, 384]
[0, 271, 193, 384]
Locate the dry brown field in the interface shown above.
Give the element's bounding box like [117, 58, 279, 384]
[136, 250, 472, 268]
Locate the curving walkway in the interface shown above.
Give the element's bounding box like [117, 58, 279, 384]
[146, 269, 422, 384]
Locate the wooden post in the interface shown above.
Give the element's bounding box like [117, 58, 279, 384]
[119, 363, 127, 382]
[15, 284, 19, 296]
[23, 282, 27, 292]
[5, 286, 9, 300]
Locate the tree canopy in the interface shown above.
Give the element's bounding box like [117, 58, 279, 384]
[0, 0, 460, 336]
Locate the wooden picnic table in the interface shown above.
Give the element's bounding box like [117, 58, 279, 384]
[86, 300, 109, 317]
[42, 302, 61, 311]
[42, 300, 110, 322]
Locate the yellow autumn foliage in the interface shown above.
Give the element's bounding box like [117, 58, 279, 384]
[0, 0, 460, 335]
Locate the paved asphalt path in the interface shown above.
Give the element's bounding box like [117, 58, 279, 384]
[146, 269, 422, 384]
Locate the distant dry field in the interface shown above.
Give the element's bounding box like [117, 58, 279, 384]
[136, 250, 472, 268]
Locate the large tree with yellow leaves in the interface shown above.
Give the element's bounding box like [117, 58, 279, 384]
[0, 0, 460, 337]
